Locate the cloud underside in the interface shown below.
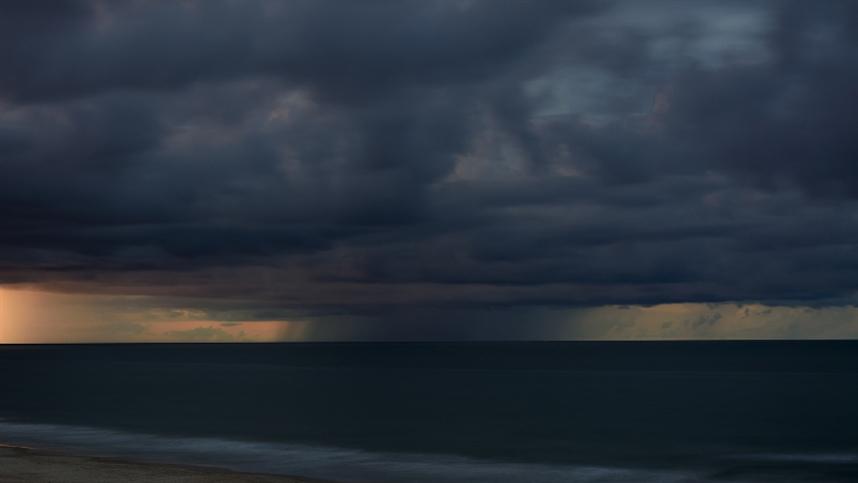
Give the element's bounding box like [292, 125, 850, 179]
[2, 0, 858, 336]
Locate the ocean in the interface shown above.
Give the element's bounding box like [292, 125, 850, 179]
[1, 341, 856, 482]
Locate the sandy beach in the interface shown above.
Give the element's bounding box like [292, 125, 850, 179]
[0, 445, 326, 483]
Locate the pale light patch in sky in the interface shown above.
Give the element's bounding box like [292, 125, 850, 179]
[609, 0, 772, 67]
[526, 1, 771, 120]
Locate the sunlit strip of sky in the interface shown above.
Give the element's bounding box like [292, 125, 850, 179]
[0, 288, 306, 343]
[2, 287, 856, 343]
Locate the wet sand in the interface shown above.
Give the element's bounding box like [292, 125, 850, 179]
[0, 445, 328, 482]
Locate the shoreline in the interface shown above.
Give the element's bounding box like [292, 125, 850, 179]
[0, 444, 332, 482]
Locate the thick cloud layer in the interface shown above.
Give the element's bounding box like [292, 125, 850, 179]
[2, 0, 858, 328]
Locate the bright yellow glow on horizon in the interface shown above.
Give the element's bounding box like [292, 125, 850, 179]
[0, 288, 12, 342]
[0, 286, 307, 344]
[0, 287, 41, 343]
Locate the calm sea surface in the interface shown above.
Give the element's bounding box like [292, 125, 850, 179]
[1, 341, 857, 482]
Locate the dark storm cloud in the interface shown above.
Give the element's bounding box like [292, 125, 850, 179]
[666, 0, 858, 197]
[3, 0, 858, 327]
[0, 0, 599, 102]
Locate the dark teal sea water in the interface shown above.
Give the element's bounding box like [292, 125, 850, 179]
[1, 341, 857, 482]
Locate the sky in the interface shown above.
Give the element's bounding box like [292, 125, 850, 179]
[2, 0, 858, 342]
